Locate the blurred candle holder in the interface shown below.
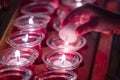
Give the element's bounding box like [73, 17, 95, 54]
[0, 48, 38, 67]
[21, 1, 58, 15]
[13, 14, 50, 33]
[46, 35, 86, 51]
[60, 0, 96, 9]
[7, 31, 45, 65]
[35, 70, 77, 80]
[42, 49, 83, 70]
[0, 67, 33, 80]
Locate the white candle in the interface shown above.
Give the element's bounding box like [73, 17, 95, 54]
[53, 54, 72, 67]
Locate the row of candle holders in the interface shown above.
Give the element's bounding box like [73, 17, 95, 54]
[0, 0, 87, 80]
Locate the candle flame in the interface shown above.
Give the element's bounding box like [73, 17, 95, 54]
[62, 54, 66, 61]
[61, 54, 66, 65]
[15, 50, 21, 65]
[22, 34, 29, 43]
[76, 2, 82, 7]
[29, 16, 34, 24]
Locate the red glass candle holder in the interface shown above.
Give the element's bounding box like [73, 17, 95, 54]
[0, 48, 38, 67]
[0, 67, 33, 80]
[35, 70, 77, 80]
[7, 31, 45, 65]
[43, 49, 83, 70]
[46, 35, 86, 51]
[60, 0, 96, 9]
[13, 14, 50, 33]
[21, 1, 58, 15]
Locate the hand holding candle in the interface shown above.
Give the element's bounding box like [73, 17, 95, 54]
[59, 23, 77, 43]
[47, 35, 86, 51]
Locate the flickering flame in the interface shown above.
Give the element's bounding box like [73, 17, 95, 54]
[28, 16, 34, 24]
[76, 1, 82, 7]
[15, 50, 21, 65]
[61, 54, 66, 65]
[61, 54, 66, 61]
[22, 34, 29, 43]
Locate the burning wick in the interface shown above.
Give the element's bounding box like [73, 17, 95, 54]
[22, 34, 29, 43]
[15, 50, 21, 65]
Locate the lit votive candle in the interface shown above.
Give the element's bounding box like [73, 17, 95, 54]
[60, 0, 95, 9]
[0, 48, 38, 67]
[46, 35, 86, 51]
[42, 49, 83, 70]
[6, 31, 45, 65]
[21, 1, 58, 15]
[53, 54, 72, 67]
[13, 14, 50, 33]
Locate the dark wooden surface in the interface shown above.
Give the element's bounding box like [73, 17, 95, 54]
[0, 0, 22, 39]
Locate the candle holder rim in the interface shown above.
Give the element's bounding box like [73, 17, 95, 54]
[36, 69, 77, 80]
[21, 1, 58, 15]
[13, 14, 50, 30]
[46, 35, 86, 51]
[6, 31, 45, 48]
[0, 66, 33, 79]
[0, 48, 39, 67]
[42, 48, 83, 70]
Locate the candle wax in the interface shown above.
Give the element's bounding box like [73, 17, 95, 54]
[53, 60, 72, 67]
[8, 58, 28, 66]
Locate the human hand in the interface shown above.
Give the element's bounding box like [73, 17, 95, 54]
[61, 3, 120, 36]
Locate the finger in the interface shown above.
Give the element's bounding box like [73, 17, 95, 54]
[61, 3, 96, 27]
[76, 17, 98, 36]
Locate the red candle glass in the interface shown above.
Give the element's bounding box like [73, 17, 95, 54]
[35, 70, 77, 80]
[46, 35, 86, 51]
[21, 1, 58, 16]
[0, 48, 38, 68]
[13, 14, 50, 33]
[42, 49, 83, 70]
[0, 67, 33, 80]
